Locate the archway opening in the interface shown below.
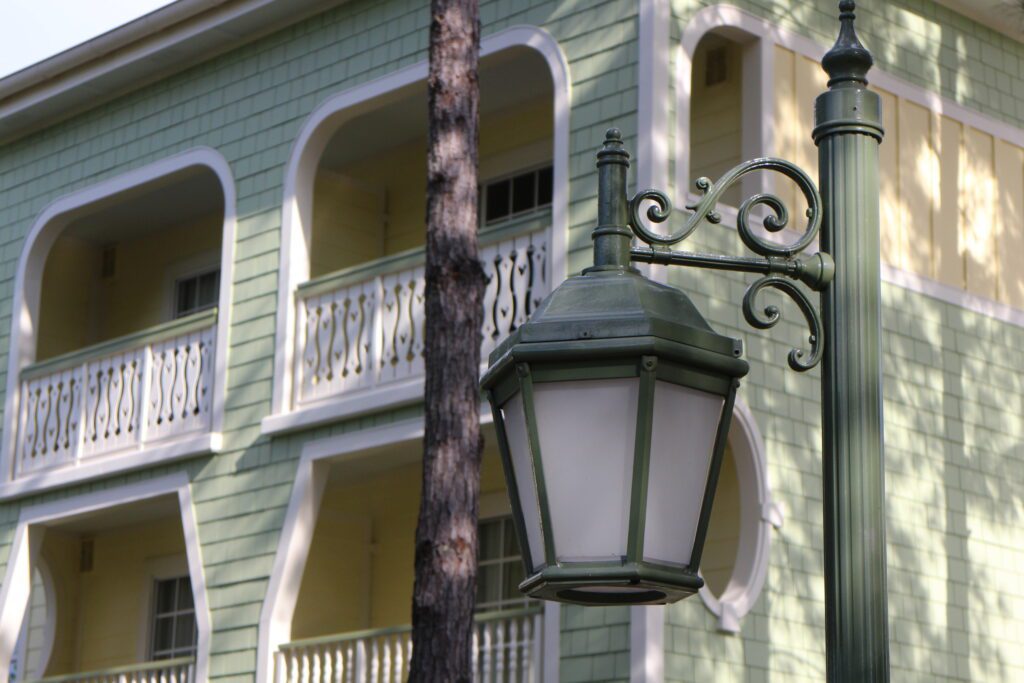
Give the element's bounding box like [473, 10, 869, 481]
[282, 427, 542, 680]
[24, 494, 199, 681]
[10, 163, 227, 481]
[308, 47, 553, 279]
[689, 30, 748, 208]
[36, 167, 224, 360]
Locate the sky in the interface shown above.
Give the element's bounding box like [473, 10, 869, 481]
[0, 0, 177, 79]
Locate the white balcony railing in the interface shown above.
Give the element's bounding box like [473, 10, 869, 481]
[276, 607, 543, 683]
[15, 310, 217, 478]
[295, 222, 550, 407]
[25, 657, 194, 683]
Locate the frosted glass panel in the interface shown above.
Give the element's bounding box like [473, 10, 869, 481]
[501, 393, 546, 570]
[643, 381, 724, 566]
[533, 378, 639, 562]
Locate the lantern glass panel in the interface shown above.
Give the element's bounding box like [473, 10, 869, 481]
[643, 381, 725, 566]
[501, 393, 547, 570]
[533, 378, 639, 562]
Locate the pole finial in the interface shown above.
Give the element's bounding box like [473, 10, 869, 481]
[822, 1, 873, 87]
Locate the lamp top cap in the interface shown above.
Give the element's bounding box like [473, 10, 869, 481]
[821, 0, 873, 88]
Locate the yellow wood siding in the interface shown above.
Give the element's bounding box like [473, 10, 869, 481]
[773, 46, 1024, 308]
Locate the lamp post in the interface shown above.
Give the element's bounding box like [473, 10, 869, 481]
[482, 2, 888, 681]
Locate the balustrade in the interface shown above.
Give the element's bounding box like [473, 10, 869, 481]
[16, 310, 216, 477]
[25, 657, 194, 683]
[296, 226, 549, 406]
[276, 608, 542, 683]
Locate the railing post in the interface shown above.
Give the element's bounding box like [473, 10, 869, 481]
[74, 361, 89, 465]
[136, 345, 153, 446]
[371, 276, 384, 386]
[814, 3, 889, 682]
[354, 640, 367, 683]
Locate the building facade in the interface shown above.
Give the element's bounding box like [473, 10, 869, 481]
[0, 0, 1020, 681]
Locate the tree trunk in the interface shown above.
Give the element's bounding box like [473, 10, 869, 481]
[410, 1, 483, 682]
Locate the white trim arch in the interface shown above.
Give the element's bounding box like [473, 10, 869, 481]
[10, 555, 56, 682]
[0, 148, 235, 498]
[267, 25, 571, 425]
[0, 473, 212, 683]
[676, 5, 776, 209]
[698, 397, 782, 633]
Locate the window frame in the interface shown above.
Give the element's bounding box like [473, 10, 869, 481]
[162, 248, 221, 322]
[480, 163, 554, 227]
[476, 512, 535, 613]
[172, 268, 221, 320]
[148, 574, 199, 661]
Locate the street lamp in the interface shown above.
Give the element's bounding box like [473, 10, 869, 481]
[481, 185, 749, 602]
[481, 124, 829, 605]
[483, 2, 889, 681]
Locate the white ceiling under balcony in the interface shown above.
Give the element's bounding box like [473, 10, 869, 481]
[318, 47, 554, 172]
[43, 493, 181, 533]
[61, 166, 224, 245]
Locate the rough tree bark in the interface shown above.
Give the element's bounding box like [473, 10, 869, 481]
[409, 1, 484, 682]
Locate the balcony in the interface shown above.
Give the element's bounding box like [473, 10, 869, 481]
[265, 42, 562, 433]
[275, 608, 542, 683]
[26, 658, 194, 683]
[2, 157, 229, 494]
[14, 309, 217, 479]
[291, 218, 549, 416]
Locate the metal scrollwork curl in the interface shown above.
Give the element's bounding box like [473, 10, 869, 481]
[629, 157, 822, 257]
[742, 276, 823, 372]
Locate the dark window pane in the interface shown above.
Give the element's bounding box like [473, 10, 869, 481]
[478, 563, 502, 605]
[174, 612, 197, 651]
[479, 519, 503, 561]
[197, 271, 219, 309]
[537, 166, 553, 207]
[156, 579, 177, 613]
[511, 172, 536, 214]
[503, 518, 520, 557]
[176, 578, 194, 610]
[486, 180, 511, 222]
[153, 616, 174, 653]
[503, 559, 526, 600]
[175, 279, 197, 317]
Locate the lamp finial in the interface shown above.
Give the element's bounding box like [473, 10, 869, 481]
[822, 1, 873, 87]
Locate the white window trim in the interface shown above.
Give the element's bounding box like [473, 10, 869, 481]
[0, 148, 235, 498]
[0, 474, 211, 683]
[256, 413, 560, 683]
[147, 574, 199, 661]
[136, 555, 191, 663]
[264, 26, 571, 435]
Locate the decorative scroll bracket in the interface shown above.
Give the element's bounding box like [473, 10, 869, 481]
[626, 157, 833, 372]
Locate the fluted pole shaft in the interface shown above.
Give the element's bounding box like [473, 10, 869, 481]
[813, 2, 890, 681]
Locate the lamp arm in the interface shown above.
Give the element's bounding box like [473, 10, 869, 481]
[627, 157, 831, 372]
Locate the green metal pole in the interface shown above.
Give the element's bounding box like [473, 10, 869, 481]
[813, 2, 889, 681]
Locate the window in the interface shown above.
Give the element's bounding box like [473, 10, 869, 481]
[476, 516, 533, 612]
[150, 576, 198, 660]
[482, 166, 553, 225]
[173, 269, 219, 319]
